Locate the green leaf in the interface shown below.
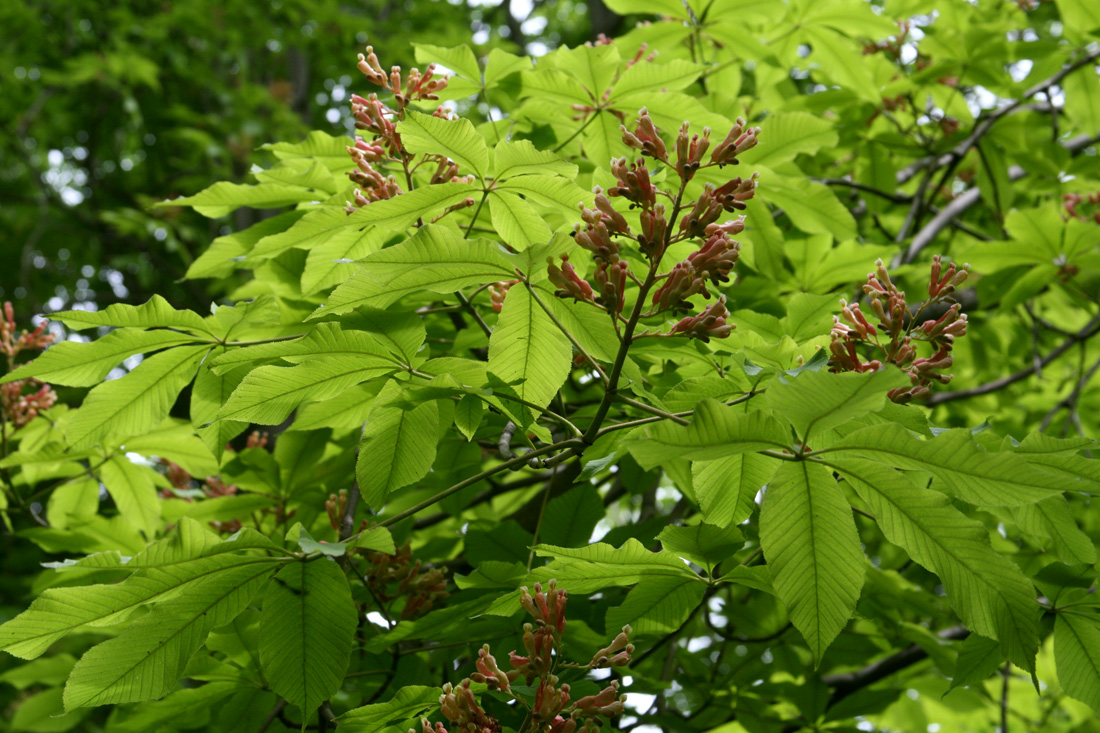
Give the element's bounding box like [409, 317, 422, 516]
[338, 686, 442, 733]
[315, 225, 515, 316]
[760, 461, 864, 665]
[353, 526, 396, 554]
[397, 110, 489, 178]
[554, 44, 621, 99]
[262, 130, 357, 171]
[62, 562, 274, 709]
[98, 456, 161, 539]
[0, 525, 278, 660]
[658, 523, 743, 570]
[949, 634, 1003, 692]
[1011, 496, 1097, 565]
[606, 577, 707, 636]
[1, 330, 196, 387]
[209, 322, 390, 374]
[217, 342, 398, 425]
[540, 485, 604, 548]
[741, 111, 838, 168]
[826, 424, 1079, 507]
[356, 381, 440, 510]
[347, 181, 478, 230]
[602, 0, 687, 14]
[51, 295, 210, 334]
[627, 400, 790, 470]
[1055, 613, 1100, 714]
[542, 288, 618, 362]
[65, 345, 208, 449]
[610, 58, 704, 99]
[454, 393, 484, 441]
[412, 43, 481, 81]
[191, 349, 248, 460]
[493, 138, 578, 179]
[765, 368, 910, 441]
[833, 458, 1039, 671]
[259, 560, 358, 715]
[156, 182, 319, 217]
[485, 48, 529, 86]
[693, 453, 776, 527]
[488, 285, 572, 410]
[489, 190, 551, 250]
[759, 174, 858, 241]
[497, 175, 589, 217]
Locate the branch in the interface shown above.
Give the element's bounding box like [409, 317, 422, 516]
[895, 49, 1100, 186]
[896, 130, 1100, 266]
[928, 311, 1100, 405]
[822, 625, 969, 709]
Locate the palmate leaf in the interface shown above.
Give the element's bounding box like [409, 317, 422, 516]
[825, 424, 1083, 507]
[397, 110, 489, 178]
[51, 295, 211, 334]
[833, 458, 1039, 671]
[627, 400, 790, 470]
[63, 562, 275, 710]
[488, 285, 572, 410]
[339, 686, 441, 733]
[356, 381, 440, 510]
[0, 519, 280, 659]
[259, 560, 358, 715]
[1055, 613, 1100, 714]
[759, 461, 864, 665]
[0, 329, 197, 387]
[314, 225, 516, 317]
[65, 345, 209, 450]
[765, 368, 910, 442]
[553, 44, 621, 100]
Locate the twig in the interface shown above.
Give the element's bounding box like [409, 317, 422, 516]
[1001, 662, 1011, 733]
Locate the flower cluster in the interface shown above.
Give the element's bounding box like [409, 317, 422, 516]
[547, 109, 760, 343]
[0, 303, 56, 431]
[362, 541, 449, 621]
[344, 47, 476, 220]
[828, 257, 969, 403]
[415, 580, 632, 733]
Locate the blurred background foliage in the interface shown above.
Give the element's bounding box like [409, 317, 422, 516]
[0, 0, 617, 316]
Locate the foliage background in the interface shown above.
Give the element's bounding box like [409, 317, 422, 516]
[3, 0, 1100, 732]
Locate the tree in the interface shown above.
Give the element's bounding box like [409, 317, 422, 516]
[2, 1, 1100, 732]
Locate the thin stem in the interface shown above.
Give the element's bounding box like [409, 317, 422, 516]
[342, 439, 582, 536]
